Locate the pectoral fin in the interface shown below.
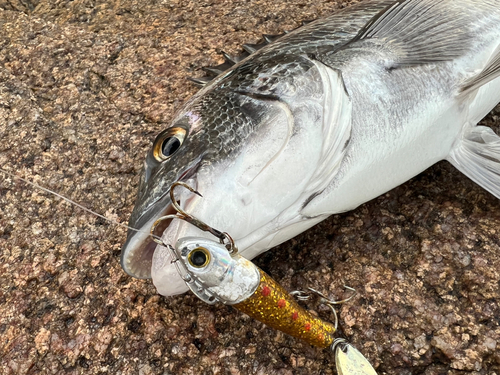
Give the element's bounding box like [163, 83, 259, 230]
[447, 126, 500, 199]
[448, 39, 500, 198]
[461, 46, 500, 94]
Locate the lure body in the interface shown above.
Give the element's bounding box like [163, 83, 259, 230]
[171, 236, 376, 372]
[234, 269, 336, 348]
[174, 237, 336, 348]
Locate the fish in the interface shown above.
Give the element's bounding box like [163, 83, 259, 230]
[120, 0, 500, 297]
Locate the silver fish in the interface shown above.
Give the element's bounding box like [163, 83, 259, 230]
[121, 0, 500, 296]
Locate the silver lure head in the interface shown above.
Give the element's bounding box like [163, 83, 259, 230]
[121, 51, 349, 296]
[173, 237, 260, 305]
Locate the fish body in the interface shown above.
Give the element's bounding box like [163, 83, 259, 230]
[121, 0, 500, 296]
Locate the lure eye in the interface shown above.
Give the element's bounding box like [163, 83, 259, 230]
[188, 247, 211, 268]
[153, 127, 187, 162]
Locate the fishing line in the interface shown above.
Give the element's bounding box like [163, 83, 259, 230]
[0, 167, 163, 242]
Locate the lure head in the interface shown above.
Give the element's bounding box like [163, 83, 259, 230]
[175, 237, 261, 305]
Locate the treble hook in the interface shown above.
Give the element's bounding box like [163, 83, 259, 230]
[150, 181, 237, 253]
[290, 286, 357, 330]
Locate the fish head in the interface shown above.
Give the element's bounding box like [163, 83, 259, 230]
[121, 55, 350, 296]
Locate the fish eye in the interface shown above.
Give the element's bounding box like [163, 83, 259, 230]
[153, 127, 187, 162]
[187, 247, 211, 268]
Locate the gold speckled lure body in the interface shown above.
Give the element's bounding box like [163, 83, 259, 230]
[233, 269, 336, 348]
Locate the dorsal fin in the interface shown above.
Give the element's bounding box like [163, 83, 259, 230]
[344, 0, 474, 67]
[263, 33, 285, 43]
[242, 43, 264, 54]
[188, 76, 213, 87]
[221, 51, 250, 64]
[202, 63, 232, 76]
[188, 23, 314, 86]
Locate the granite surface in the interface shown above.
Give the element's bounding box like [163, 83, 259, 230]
[1, 0, 500, 374]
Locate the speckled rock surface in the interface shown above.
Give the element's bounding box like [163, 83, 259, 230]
[1, 1, 500, 374]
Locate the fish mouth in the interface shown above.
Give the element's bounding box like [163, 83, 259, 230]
[120, 200, 177, 279]
[121, 159, 203, 279]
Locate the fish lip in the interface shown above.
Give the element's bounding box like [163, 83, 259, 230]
[120, 193, 175, 279]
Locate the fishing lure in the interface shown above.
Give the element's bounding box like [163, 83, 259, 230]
[0, 169, 377, 373]
[150, 182, 378, 374]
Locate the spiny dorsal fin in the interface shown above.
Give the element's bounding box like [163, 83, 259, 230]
[263, 33, 285, 43]
[221, 50, 250, 64]
[347, 0, 473, 67]
[202, 62, 233, 76]
[242, 43, 263, 54]
[189, 34, 282, 86]
[188, 76, 213, 87]
[188, 24, 313, 86]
